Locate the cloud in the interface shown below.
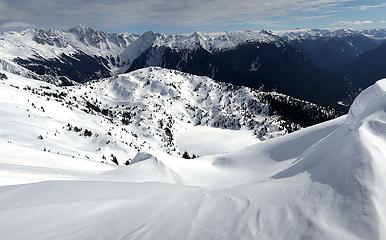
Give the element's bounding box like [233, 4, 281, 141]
[293, 14, 334, 20]
[332, 20, 374, 27]
[0, 21, 34, 29]
[355, 3, 386, 11]
[0, 0, 355, 31]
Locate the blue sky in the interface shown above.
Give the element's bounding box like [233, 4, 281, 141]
[0, 0, 386, 33]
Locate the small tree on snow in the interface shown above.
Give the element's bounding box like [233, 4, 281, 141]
[182, 151, 190, 159]
[111, 154, 119, 165]
[0, 73, 7, 80]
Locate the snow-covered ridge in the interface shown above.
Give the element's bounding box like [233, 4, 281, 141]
[277, 28, 386, 41]
[0, 67, 294, 165]
[155, 30, 280, 51]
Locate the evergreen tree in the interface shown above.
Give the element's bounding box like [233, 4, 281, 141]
[111, 154, 118, 165]
[182, 151, 190, 159]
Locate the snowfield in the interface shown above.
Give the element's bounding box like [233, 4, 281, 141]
[176, 126, 260, 156]
[1, 67, 385, 239]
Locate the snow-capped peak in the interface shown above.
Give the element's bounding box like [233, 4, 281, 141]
[32, 29, 68, 48]
[68, 24, 96, 34]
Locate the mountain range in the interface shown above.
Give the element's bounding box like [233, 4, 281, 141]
[2, 26, 386, 108]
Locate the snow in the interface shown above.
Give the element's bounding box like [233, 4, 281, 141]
[1, 67, 386, 239]
[176, 126, 260, 156]
[249, 57, 260, 72]
[0, 67, 287, 163]
[346, 79, 386, 129]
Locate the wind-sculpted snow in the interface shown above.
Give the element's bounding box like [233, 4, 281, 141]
[1, 68, 386, 239]
[346, 79, 386, 129]
[268, 79, 386, 239]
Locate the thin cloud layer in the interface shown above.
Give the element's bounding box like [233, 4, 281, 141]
[355, 3, 386, 11]
[0, 0, 353, 30]
[0, 0, 385, 32]
[0, 21, 34, 29]
[332, 20, 374, 26]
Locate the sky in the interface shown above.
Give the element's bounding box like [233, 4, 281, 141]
[0, 0, 386, 33]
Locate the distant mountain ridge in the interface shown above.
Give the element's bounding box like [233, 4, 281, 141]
[2, 25, 386, 108]
[279, 29, 380, 71]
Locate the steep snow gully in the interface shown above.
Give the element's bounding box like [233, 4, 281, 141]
[1, 76, 386, 239]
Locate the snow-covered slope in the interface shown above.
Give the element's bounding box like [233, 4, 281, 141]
[2, 74, 386, 239]
[1, 66, 305, 168]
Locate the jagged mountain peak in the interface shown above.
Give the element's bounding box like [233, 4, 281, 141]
[68, 24, 98, 33]
[32, 28, 68, 48]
